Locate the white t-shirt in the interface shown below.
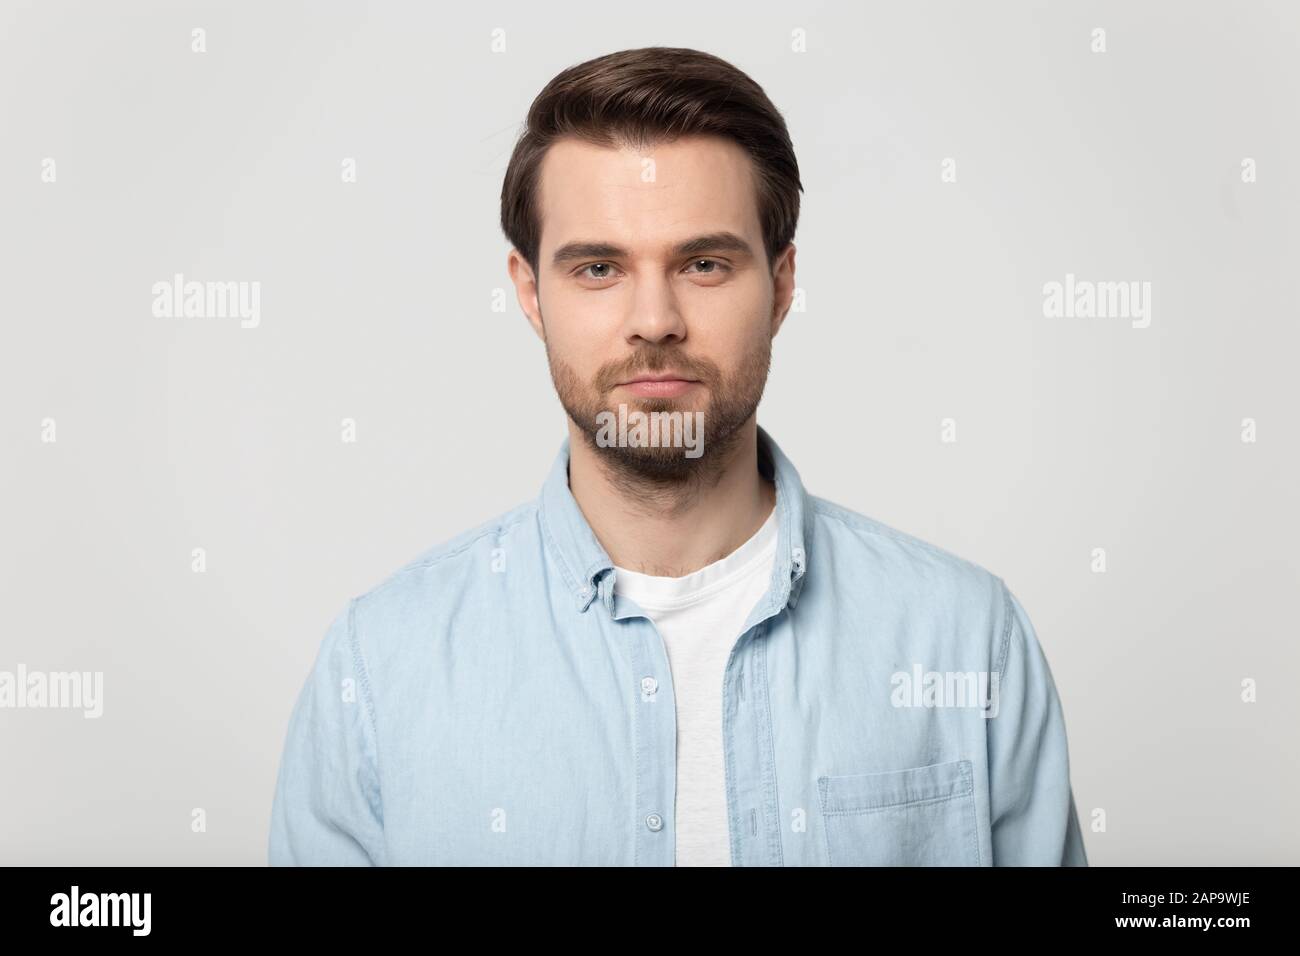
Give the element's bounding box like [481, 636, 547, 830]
[612, 504, 778, 866]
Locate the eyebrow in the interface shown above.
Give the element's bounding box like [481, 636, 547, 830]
[550, 231, 755, 268]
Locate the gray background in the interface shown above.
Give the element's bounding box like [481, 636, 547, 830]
[1, 0, 1296, 865]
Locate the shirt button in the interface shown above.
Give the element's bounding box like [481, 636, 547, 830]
[640, 676, 658, 696]
[645, 813, 663, 832]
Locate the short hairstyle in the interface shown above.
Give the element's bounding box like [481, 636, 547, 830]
[500, 46, 803, 277]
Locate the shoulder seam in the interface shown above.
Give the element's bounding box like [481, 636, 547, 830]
[356, 506, 536, 604]
[809, 497, 990, 576]
[345, 596, 385, 856]
[993, 578, 1014, 683]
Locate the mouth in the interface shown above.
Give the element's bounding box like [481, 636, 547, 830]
[616, 374, 701, 399]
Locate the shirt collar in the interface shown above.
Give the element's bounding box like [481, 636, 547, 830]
[538, 424, 812, 616]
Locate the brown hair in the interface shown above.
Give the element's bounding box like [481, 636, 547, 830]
[500, 47, 803, 277]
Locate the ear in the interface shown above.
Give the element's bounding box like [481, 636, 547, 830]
[770, 242, 797, 338]
[507, 248, 545, 342]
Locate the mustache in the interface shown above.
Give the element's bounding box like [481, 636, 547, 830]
[598, 351, 719, 390]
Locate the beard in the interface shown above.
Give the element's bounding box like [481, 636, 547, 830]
[547, 333, 771, 489]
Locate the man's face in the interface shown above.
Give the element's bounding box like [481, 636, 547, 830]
[510, 134, 795, 483]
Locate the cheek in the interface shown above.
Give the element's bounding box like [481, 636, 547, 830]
[541, 286, 592, 339]
[542, 312, 606, 377]
[543, 283, 621, 335]
[683, 281, 771, 346]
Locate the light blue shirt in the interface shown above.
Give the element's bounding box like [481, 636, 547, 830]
[269, 426, 1088, 866]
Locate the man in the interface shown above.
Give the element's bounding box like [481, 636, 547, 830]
[269, 46, 1087, 866]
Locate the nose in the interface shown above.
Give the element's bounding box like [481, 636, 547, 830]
[621, 273, 687, 346]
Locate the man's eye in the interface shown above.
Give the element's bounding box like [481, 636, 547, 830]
[579, 263, 618, 281]
[685, 258, 731, 275]
[576, 260, 730, 281]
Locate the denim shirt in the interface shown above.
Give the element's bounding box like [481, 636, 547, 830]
[269, 426, 1088, 866]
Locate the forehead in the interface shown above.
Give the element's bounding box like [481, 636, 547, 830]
[535, 134, 763, 256]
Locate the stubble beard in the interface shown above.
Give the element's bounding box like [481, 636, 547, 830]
[547, 334, 772, 506]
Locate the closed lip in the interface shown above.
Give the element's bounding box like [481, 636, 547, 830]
[620, 372, 699, 384]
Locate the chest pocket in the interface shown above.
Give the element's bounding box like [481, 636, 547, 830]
[817, 758, 979, 866]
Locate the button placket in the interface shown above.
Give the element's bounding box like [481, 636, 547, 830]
[630, 618, 676, 866]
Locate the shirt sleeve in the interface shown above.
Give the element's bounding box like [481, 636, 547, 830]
[987, 581, 1088, 866]
[268, 599, 386, 865]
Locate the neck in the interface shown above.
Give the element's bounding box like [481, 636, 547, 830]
[566, 416, 776, 578]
